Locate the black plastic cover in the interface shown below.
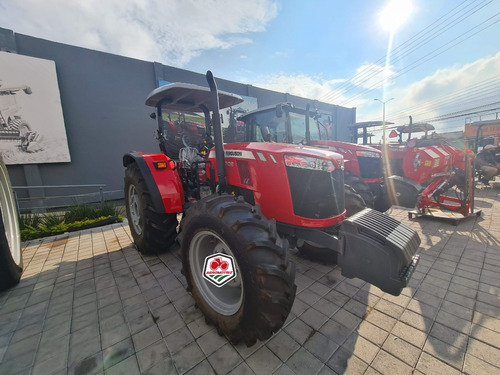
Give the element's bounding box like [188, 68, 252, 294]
[338, 208, 420, 296]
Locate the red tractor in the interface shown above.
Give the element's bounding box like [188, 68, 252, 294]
[230, 103, 389, 213]
[123, 72, 420, 346]
[356, 121, 475, 216]
[159, 111, 206, 157]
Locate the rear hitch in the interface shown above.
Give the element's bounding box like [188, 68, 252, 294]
[338, 208, 420, 296]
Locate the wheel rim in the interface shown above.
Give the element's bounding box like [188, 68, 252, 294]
[0, 160, 21, 266]
[189, 230, 243, 316]
[127, 184, 142, 235]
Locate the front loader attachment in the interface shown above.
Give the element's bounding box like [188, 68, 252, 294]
[338, 208, 420, 296]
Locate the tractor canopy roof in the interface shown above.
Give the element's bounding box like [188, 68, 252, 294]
[145, 82, 243, 112]
[397, 123, 435, 133]
[348, 121, 395, 129]
[238, 103, 326, 121]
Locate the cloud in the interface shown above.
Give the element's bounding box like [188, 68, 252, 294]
[354, 51, 500, 138]
[384, 51, 500, 125]
[251, 73, 346, 101]
[0, 0, 278, 66]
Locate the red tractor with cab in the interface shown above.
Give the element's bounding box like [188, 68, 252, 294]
[230, 103, 389, 214]
[123, 72, 420, 346]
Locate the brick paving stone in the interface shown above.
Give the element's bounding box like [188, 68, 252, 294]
[466, 338, 500, 368]
[171, 341, 205, 374]
[343, 332, 379, 365]
[375, 298, 405, 319]
[318, 319, 352, 346]
[196, 329, 227, 356]
[132, 325, 162, 353]
[382, 335, 420, 367]
[399, 309, 432, 333]
[105, 354, 140, 375]
[365, 309, 398, 332]
[463, 353, 500, 375]
[300, 306, 329, 330]
[68, 351, 104, 375]
[266, 330, 300, 362]
[423, 336, 465, 370]
[416, 352, 460, 375]
[283, 317, 315, 345]
[185, 359, 215, 375]
[469, 323, 500, 349]
[429, 322, 468, 350]
[371, 349, 414, 375]
[103, 337, 135, 370]
[327, 348, 368, 375]
[207, 343, 243, 375]
[303, 331, 339, 363]
[246, 345, 282, 375]
[285, 347, 323, 374]
[357, 320, 390, 347]
[136, 339, 171, 373]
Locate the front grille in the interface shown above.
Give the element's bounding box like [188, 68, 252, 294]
[286, 167, 345, 219]
[358, 156, 383, 179]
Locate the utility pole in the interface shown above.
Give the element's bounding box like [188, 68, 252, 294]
[374, 98, 394, 187]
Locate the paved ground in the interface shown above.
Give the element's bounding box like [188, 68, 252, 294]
[1, 185, 500, 375]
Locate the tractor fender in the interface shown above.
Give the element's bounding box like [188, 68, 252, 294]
[123, 152, 184, 214]
[386, 175, 423, 209]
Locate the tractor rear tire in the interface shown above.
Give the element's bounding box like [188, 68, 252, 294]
[124, 163, 177, 254]
[344, 171, 374, 208]
[0, 155, 22, 291]
[179, 194, 296, 346]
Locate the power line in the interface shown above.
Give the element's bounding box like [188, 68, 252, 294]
[319, 0, 493, 103]
[338, 13, 500, 107]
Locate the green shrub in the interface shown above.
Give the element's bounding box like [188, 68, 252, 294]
[21, 215, 123, 241]
[20, 203, 123, 241]
[63, 203, 120, 222]
[19, 213, 43, 230]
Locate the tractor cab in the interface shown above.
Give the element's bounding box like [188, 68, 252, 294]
[234, 103, 388, 212]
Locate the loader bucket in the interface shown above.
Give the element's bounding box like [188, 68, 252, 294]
[338, 208, 420, 296]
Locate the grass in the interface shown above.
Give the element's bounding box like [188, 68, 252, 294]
[19, 203, 123, 241]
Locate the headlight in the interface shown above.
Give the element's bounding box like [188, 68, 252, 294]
[284, 154, 335, 172]
[356, 150, 380, 158]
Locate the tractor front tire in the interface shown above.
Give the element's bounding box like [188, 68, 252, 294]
[344, 185, 367, 217]
[179, 195, 296, 346]
[124, 163, 177, 254]
[297, 241, 337, 264]
[344, 171, 374, 208]
[0, 156, 22, 290]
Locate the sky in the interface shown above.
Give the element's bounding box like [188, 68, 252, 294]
[1, 0, 499, 140]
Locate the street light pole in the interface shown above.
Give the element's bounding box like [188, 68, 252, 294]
[374, 98, 394, 145]
[374, 98, 394, 186]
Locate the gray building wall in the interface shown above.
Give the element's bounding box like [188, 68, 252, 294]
[0, 28, 356, 205]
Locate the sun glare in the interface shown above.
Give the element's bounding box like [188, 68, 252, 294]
[380, 0, 413, 32]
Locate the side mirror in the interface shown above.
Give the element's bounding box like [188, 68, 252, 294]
[275, 104, 283, 118]
[150, 112, 156, 120]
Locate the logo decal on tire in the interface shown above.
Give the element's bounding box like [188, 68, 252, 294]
[203, 253, 237, 287]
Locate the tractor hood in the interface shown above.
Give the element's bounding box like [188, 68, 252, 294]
[310, 140, 381, 156]
[213, 142, 345, 169]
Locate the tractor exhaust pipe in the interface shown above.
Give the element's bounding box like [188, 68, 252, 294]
[305, 104, 311, 145]
[206, 71, 226, 191]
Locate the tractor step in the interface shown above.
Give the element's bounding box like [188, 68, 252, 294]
[338, 208, 421, 296]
